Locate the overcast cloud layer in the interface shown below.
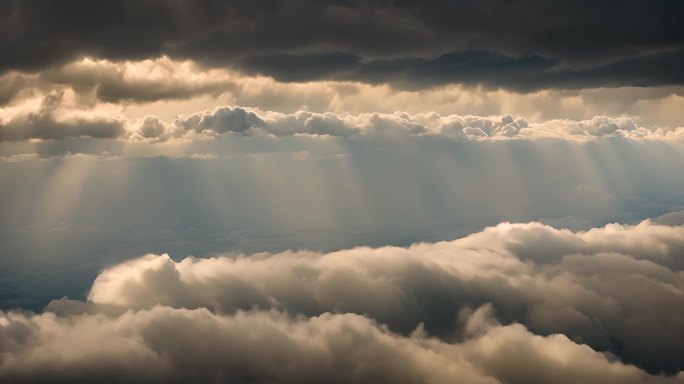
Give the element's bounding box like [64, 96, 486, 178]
[2, 0, 684, 91]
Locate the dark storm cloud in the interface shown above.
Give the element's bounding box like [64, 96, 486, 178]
[237, 49, 684, 92]
[238, 53, 361, 82]
[2, 0, 684, 90]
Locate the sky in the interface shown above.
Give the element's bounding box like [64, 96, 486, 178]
[1, 1, 684, 383]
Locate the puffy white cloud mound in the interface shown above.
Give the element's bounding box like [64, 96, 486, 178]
[0, 220, 683, 382]
[4, 92, 684, 142]
[1, 305, 680, 384]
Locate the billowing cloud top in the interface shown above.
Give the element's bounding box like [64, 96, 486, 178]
[2, 94, 683, 143]
[2, 219, 684, 382]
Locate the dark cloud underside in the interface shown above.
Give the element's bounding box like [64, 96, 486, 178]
[2, 0, 684, 90]
[239, 49, 684, 92]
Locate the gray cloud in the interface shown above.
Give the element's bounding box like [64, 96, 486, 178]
[3, 305, 679, 384]
[0, 72, 29, 105]
[5, 102, 681, 143]
[265, 111, 361, 137]
[2, 121, 684, 380]
[166, 108, 684, 141]
[0, 221, 684, 383]
[239, 49, 684, 92]
[5, 57, 684, 130]
[0, 92, 124, 142]
[174, 106, 266, 135]
[0, 220, 683, 382]
[88, 105, 673, 142]
[2, 4, 683, 381]
[2, 1, 684, 91]
[238, 52, 362, 83]
[83, 220, 684, 374]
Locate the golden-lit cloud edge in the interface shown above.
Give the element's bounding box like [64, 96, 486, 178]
[3, 57, 684, 141]
[2, 90, 684, 146]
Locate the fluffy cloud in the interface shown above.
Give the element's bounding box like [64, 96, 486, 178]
[5, 90, 683, 143]
[82, 220, 684, 374]
[146, 108, 684, 142]
[0, 220, 683, 382]
[0, 307, 677, 383]
[174, 107, 266, 136]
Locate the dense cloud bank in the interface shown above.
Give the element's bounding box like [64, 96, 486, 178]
[1, 221, 683, 382]
[4, 57, 684, 129]
[3, 97, 684, 142]
[133, 108, 684, 141]
[83, 220, 684, 374]
[3, 307, 681, 384]
[1, 0, 684, 91]
[6, 51, 684, 98]
[240, 49, 684, 92]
